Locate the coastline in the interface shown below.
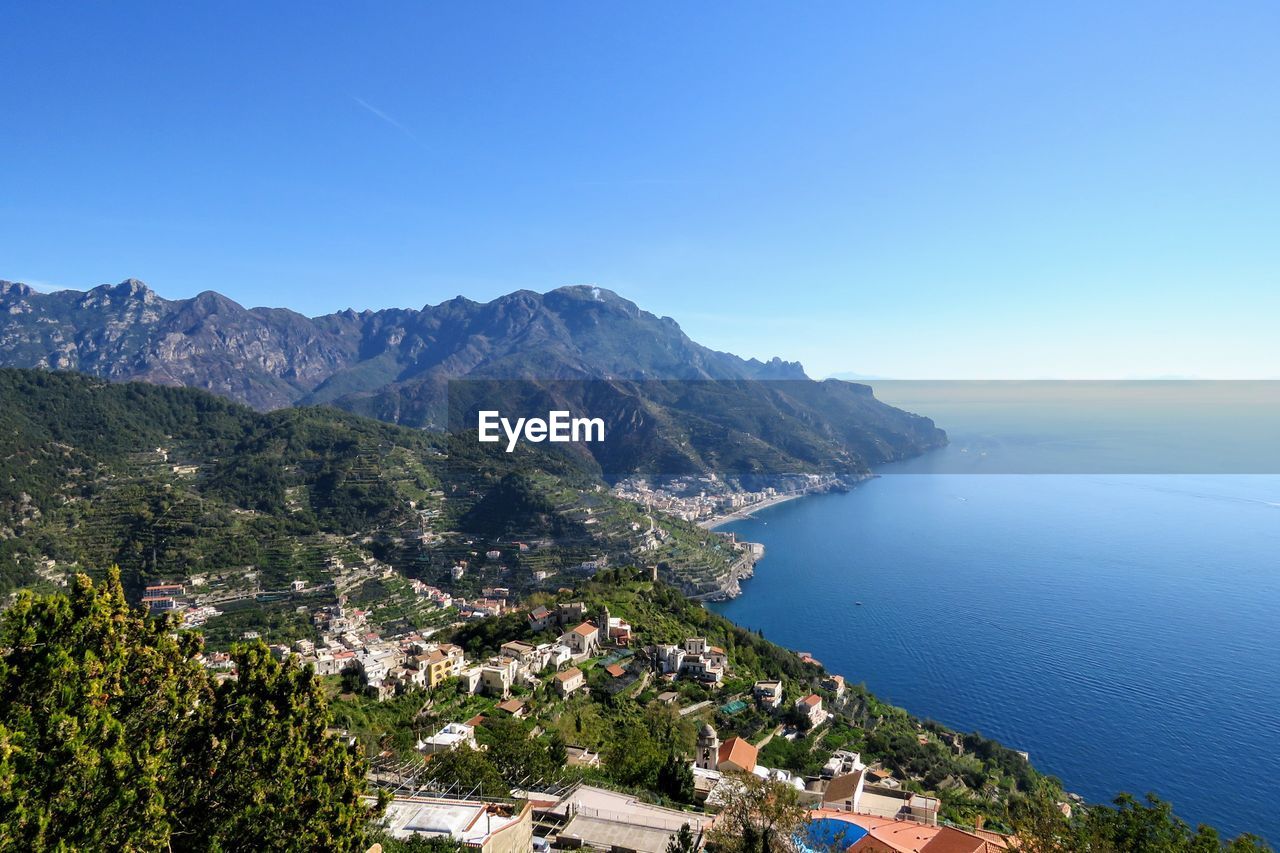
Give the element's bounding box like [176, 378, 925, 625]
[698, 491, 806, 529]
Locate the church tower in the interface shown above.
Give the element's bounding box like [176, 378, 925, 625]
[696, 723, 720, 771]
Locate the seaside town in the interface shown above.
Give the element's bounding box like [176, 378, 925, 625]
[137, 560, 1037, 853]
[612, 474, 844, 526]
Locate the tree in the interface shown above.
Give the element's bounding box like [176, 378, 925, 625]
[376, 835, 465, 852]
[603, 708, 666, 789]
[546, 730, 569, 768]
[479, 715, 557, 783]
[1011, 788, 1274, 853]
[1080, 793, 1272, 852]
[172, 643, 379, 851]
[705, 773, 807, 853]
[666, 823, 698, 853]
[657, 750, 695, 803]
[0, 569, 381, 852]
[421, 744, 510, 799]
[341, 660, 368, 695]
[1007, 778, 1083, 853]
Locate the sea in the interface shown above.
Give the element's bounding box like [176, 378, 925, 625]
[710, 383, 1280, 844]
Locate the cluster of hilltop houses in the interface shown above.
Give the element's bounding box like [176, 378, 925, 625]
[187, 581, 1020, 851]
[233, 598, 642, 705]
[189, 590, 1026, 852]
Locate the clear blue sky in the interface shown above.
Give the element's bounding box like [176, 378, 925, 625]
[2, 2, 1277, 378]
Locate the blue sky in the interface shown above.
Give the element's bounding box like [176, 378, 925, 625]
[2, 2, 1277, 378]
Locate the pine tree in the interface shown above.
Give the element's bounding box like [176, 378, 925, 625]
[0, 569, 381, 851]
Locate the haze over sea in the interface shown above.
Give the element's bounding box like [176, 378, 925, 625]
[711, 384, 1280, 844]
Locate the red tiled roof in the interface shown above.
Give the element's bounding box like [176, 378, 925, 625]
[853, 820, 939, 853]
[571, 622, 597, 637]
[717, 736, 758, 772]
[605, 663, 626, 678]
[918, 828, 995, 853]
[800, 693, 822, 707]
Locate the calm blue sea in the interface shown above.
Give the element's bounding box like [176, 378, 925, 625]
[712, 472, 1280, 843]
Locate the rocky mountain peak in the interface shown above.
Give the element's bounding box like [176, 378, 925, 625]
[0, 281, 35, 300]
[0, 276, 829, 408]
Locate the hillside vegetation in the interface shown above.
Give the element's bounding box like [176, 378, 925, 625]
[0, 369, 742, 600]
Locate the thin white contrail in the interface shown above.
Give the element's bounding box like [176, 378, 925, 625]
[351, 95, 420, 143]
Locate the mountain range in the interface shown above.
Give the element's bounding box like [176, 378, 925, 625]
[0, 279, 945, 480]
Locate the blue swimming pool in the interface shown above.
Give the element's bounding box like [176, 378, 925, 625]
[795, 817, 868, 851]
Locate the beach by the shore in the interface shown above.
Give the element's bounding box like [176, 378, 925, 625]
[699, 491, 805, 529]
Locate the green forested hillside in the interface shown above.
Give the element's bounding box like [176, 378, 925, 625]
[0, 369, 736, 599]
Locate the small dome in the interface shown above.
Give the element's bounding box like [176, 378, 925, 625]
[699, 723, 717, 738]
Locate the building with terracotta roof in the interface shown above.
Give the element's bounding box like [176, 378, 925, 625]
[562, 621, 599, 657]
[554, 666, 585, 697]
[797, 692, 828, 727]
[527, 606, 553, 631]
[411, 648, 453, 688]
[803, 811, 1011, 853]
[716, 736, 758, 774]
[500, 640, 541, 672]
[852, 822, 1008, 853]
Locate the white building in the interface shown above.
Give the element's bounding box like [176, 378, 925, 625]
[481, 659, 517, 698]
[796, 693, 828, 727]
[753, 680, 783, 711]
[418, 722, 477, 755]
[554, 666, 585, 698]
[655, 644, 686, 674]
[562, 622, 599, 657]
